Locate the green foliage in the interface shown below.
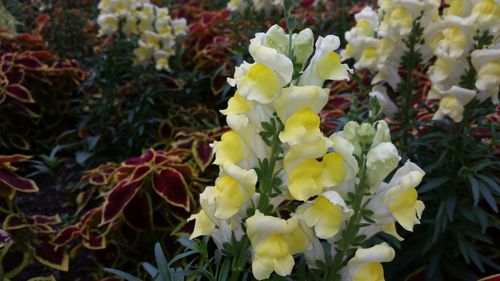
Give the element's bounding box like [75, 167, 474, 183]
[385, 27, 500, 281]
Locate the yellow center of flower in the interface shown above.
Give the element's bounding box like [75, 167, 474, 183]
[440, 95, 464, 122]
[388, 6, 412, 29]
[104, 16, 118, 28]
[214, 131, 245, 165]
[316, 52, 343, 81]
[344, 43, 355, 58]
[253, 234, 295, 279]
[225, 91, 252, 114]
[214, 175, 245, 219]
[387, 188, 421, 230]
[244, 63, 280, 102]
[288, 159, 323, 201]
[359, 47, 378, 67]
[356, 20, 374, 37]
[431, 26, 467, 57]
[472, 0, 500, 21]
[279, 108, 321, 145]
[302, 196, 343, 239]
[479, 61, 500, 78]
[444, 0, 467, 16]
[352, 262, 384, 281]
[321, 152, 346, 187]
[190, 210, 213, 239]
[431, 57, 452, 81]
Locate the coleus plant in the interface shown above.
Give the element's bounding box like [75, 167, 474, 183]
[0, 16, 86, 153]
[0, 154, 69, 278]
[52, 124, 225, 279]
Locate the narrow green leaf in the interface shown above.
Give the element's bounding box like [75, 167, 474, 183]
[154, 243, 172, 281]
[104, 268, 143, 281]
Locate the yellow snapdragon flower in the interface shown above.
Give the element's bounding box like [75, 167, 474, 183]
[346, 243, 395, 281]
[433, 86, 476, 122]
[296, 191, 351, 239]
[472, 49, 500, 104]
[246, 211, 309, 280]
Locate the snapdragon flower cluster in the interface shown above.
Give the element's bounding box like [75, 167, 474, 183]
[189, 24, 426, 281]
[343, 0, 500, 122]
[227, 0, 283, 12]
[97, 0, 187, 71]
[227, 0, 326, 12]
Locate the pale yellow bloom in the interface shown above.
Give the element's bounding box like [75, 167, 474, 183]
[212, 130, 257, 169]
[369, 85, 398, 118]
[97, 14, 119, 36]
[472, 49, 500, 104]
[299, 35, 352, 86]
[443, 0, 471, 17]
[296, 191, 350, 239]
[424, 16, 474, 58]
[273, 85, 329, 123]
[346, 243, 395, 281]
[366, 142, 400, 188]
[188, 210, 215, 239]
[433, 86, 476, 122]
[366, 161, 425, 233]
[246, 211, 309, 280]
[279, 108, 323, 146]
[470, 0, 500, 33]
[288, 159, 324, 201]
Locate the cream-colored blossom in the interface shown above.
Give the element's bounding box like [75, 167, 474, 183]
[433, 86, 476, 122]
[299, 35, 352, 86]
[345, 243, 395, 281]
[246, 211, 309, 280]
[471, 48, 500, 104]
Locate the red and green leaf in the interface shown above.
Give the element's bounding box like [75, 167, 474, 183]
[192, 139, 213, 171]
[123, 149, 155, 167]
[100, 180, 142, 225]
[0, 169, 39, 193]
[4, 84, 34, 103]
[0, 154, 31, 165]
[30, 214, 61, 225]
[123, 191, 153, 231]
[82, 232, 106, 250]
[152, 167, 190, 211]
[2, 248, 30, 278]
[33, 241, 69, 271]
[52, 225, 81, 248]
[4, 213, 29, 230]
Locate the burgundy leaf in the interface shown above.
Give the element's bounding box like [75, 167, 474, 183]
[52, 226, 81, 247]
[5, 69, 24, 84]
[34, 241, 69, 271]
[14, 56, 43, 70]
[123, 149, 155, 166]
[192, 139, 213, 171]
[82, 233, 106, 250]
[0, 154, 31, 164]
[100, 180, 142, 225]
[5, 84, 35, 103]
[152, 167, 190, 211]
[0, 169, 39, 192]
[123, 192, 153, 231]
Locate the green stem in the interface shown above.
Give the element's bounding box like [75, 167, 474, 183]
[401, 67, 413, 158]
[329, 153, 368, 280]
[257, 122, 281, 213]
